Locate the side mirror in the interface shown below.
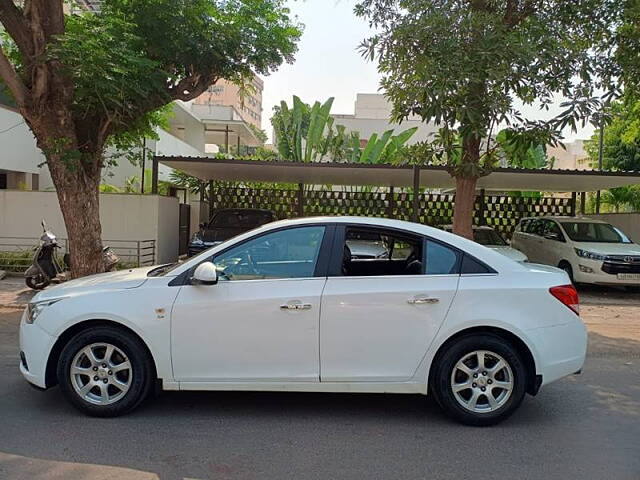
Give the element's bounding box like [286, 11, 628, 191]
[192, 262, 218, 285]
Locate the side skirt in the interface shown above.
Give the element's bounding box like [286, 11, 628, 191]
[175, 381, 427, 395]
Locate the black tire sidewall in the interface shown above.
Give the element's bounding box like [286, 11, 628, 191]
[26, 275, 49, 290]
[431, 334, 527, 426]
[559, 262, 574, 283]
[57, 326, 153, 417]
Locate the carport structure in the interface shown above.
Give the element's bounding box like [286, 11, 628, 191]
[152, 156, 640, 234]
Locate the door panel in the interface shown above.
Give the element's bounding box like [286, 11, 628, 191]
[171, 278, 325, 382]
[320, 275, 459, 382]
[171, 224, 332, 383]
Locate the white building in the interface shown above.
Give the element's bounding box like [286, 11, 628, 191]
[0, 100, 261, 192]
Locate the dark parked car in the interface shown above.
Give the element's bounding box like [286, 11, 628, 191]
[188, 208, 276, 256]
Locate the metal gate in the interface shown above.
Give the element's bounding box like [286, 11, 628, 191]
[178, 203, 191, 256]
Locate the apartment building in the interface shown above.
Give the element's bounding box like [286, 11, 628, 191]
[193, 75, 264, 129]
[548, 140, 593, 171]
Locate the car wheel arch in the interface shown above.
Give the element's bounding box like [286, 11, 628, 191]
[45, 319, 158, 389]
[427, 326, 539, 396]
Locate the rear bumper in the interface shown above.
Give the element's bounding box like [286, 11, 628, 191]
[526, 318, 587, 387]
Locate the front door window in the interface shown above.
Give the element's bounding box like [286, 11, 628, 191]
[213, 226, 326, 281]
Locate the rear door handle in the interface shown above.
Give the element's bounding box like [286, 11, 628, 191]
[280, 302, 312, 311]
[408, 296, 439, 305]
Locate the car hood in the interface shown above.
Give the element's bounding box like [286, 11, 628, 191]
[573, 242, 640, 256]
[32, 266, 156, 302]
[488, 246, 528, 262]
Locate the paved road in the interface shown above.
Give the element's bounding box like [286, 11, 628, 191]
[1, 308, 639, 480]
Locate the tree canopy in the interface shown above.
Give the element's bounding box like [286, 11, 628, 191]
[355, 0, 620, 237]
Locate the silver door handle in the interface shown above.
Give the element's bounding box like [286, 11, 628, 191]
[280, 302, 312, 311]
[408, 296, 439, 305]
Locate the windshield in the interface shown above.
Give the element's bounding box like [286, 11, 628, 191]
[473, 228, 507, 246]
[561, 222, 631, 243]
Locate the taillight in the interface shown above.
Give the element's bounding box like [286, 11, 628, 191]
[549, 285, 580, 315]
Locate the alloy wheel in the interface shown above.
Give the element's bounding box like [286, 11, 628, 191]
[70, 343, 132, 405]
[450, 350, 514, 413]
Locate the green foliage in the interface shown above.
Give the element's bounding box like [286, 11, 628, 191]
[248, 124, 268, 144]
[4, 0, 301, 168]
[616, 0, 640, 95]
[0, 250, 34, 273]
[271, 96, 417, 163]
[600, 186, 640, 212]
[496, 129, 550, 169]
[355, 0, 620, 175]
[586, 94, 640, 171]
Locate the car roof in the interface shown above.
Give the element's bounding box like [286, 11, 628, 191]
[441, 224, 495, 231]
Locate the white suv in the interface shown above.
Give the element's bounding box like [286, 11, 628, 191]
[511, 216, 640, 287]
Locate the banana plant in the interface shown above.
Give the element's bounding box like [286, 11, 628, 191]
[358, 127, 418, 163]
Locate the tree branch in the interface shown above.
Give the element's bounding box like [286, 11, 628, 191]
[0, 0, 34, 58]
[0, 44, 29, 107]
[167, 73, 218, 101]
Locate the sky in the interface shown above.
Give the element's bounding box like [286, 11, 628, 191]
[260, 0, 596, 143]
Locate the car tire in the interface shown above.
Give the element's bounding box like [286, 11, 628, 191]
[57, 326, 155, 417]
[26, 274, 50, 290]
[558, 261, 574, 284]
[430, 334, 527, 426]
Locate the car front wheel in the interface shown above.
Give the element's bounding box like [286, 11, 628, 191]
[57, 326, 154, 417]
[431, 334, 527, 426]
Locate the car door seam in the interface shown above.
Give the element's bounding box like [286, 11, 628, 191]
[318, 277, 328, 382]
[410, 274, 462, 381]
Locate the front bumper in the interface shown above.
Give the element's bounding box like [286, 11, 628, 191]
[19, 308, 57, 389]
[573, 258, 640, 286]
[526, 317, 587, 387]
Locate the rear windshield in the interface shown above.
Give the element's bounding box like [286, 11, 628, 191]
[211, 211, 273, 228]
[473, 229, 507, 246]
[561, 222, 631, 243]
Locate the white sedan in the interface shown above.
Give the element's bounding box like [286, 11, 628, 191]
[20, 217, 586, 426]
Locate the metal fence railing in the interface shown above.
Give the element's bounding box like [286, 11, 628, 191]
[0, 237, 156, 273]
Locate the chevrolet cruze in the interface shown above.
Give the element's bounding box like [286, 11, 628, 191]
[20, 217, 586, 426]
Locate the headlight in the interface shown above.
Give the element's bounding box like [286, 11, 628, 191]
[574, 248, 606, 261]
[26, 298, 66, 324]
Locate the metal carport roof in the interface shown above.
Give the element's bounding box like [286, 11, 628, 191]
[155, 156, 640, 192]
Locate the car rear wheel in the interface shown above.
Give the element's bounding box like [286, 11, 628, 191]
[430, 334, 527, 426]
[57, 326, 154, 417]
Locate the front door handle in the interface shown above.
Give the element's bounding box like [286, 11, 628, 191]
[280, 302, 312, 311]
[408, 296, 439, 305]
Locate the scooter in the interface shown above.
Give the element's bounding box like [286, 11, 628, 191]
[25, 220, 119, 290]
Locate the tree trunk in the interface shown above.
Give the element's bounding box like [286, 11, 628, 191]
[452, 175, 479, 240]
[452, 132, 482, 240]
[47, 155, 105, 278]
